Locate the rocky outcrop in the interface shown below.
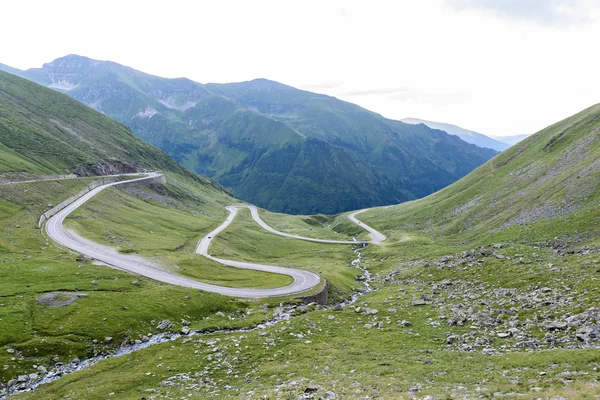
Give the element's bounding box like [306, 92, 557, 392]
[72, 159, 143, 177]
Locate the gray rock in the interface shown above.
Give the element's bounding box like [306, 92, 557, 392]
[157, 320, 172, 330]
[90, 280, 99, 285]
[412, 298, 428, 306]
[181, 326, 190, 335]
[17, 375, 29, 383]
[305, 384, 319, 393]
[104, 337, 113, 344]
[544, 321, 568, 331]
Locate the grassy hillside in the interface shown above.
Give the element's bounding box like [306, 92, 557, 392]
[2, 55, 496, 214]
[10, 104, 600, 399]
[0, 70, 317, 391]
[0, 69, 216, 191]
[361, 103, 600, 244]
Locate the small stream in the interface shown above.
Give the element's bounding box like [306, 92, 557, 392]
[1, 246, 373, 399]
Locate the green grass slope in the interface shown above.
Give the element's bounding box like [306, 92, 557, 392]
[361, 103, 600, 243]
[7, 107, 600, 399]
[2, 55, 497, 214]
[0, 69, 216, 190]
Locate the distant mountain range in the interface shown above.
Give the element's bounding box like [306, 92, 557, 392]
[490, 134, 530, 146]
[401, 118, 529, 151]
[1, 55, 497, 214]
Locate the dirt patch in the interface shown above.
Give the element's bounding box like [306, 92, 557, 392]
[36, 292, 88, 308]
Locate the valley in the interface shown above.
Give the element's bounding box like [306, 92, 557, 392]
[0, 30, 599, 400]
[1, 56, 497, 215]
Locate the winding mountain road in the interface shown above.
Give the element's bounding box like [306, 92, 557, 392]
[44, 174, 386, 298]
[222, 204, 377, 245]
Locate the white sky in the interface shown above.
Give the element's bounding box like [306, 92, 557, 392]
[2, 0, 600, 137]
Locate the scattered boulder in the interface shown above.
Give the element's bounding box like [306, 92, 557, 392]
[37, 292, 87, 308]
[305, 384, 319, 393]
[412, 298, 428, 306]
[544, 321, 568, 331]
[157, 320, 172, 330]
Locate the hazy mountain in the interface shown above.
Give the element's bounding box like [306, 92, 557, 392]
[401, 118, 510, 151]
[1, 55, 497, 214]
[490, 134, 531, 145]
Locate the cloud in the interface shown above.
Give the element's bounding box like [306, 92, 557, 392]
[446, 0, 600, 26]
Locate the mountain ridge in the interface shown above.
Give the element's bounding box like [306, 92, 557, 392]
[401, 117, 511, 151]
[368, 102, 600, 238]
[0, 69, 223, 192]
[1, 55, 497, 214]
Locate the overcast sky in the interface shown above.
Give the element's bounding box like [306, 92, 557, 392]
[2, 0, 600, 137]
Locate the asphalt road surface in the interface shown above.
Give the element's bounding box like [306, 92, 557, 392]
[44, 174, 387, 298]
